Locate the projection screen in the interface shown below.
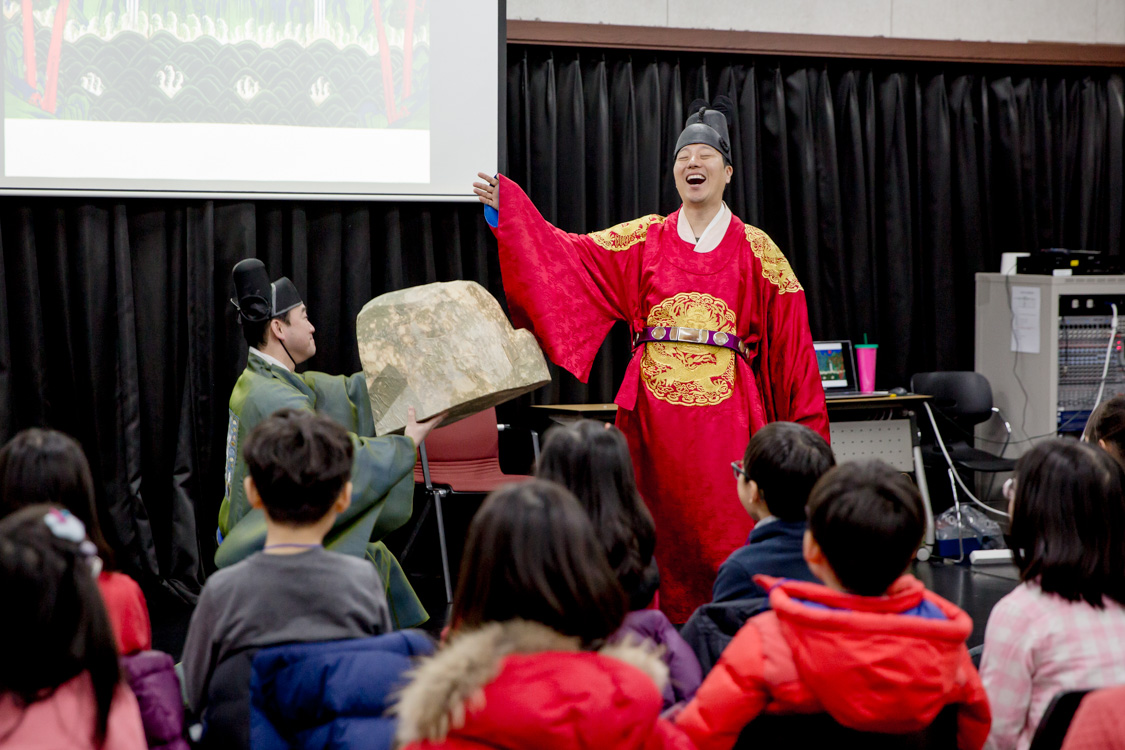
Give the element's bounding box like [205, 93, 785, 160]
[2, 0, 500, 199]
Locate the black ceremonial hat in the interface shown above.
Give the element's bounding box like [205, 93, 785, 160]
[231, 258, 303, 323]
[674, 96, 734, 165]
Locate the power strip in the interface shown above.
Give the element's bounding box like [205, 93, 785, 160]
[969, 549, 1013, 566]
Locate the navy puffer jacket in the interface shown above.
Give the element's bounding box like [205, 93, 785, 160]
[249, 630, 435, 750]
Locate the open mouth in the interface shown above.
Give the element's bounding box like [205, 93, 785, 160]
[686, 173, 706, 186]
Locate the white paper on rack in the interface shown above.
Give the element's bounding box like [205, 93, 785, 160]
[1010, 285, 1041, 354]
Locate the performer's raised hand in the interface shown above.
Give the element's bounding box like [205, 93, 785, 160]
[474, 172, 499, 209]
[405, 406, 446, 447]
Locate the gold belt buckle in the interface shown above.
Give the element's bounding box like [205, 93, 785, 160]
[672, 326, 708, 344]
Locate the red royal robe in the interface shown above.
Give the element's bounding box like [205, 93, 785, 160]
[493, 176, 829, 621]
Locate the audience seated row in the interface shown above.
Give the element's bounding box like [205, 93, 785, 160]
[4, 401, 1125, 750]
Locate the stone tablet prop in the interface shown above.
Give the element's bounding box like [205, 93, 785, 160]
[357, 280, 551, 435]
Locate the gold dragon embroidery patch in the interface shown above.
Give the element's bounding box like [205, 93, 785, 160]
[745, 225, 803, 294]
[587, 215, 665, 252]
[641, 292, 737, 407]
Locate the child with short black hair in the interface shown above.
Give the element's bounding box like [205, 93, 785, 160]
[980, 438, 1125, 750]
[0, 505, 147, 749]
[181, 409, 393, 750]
[676, 460, 990, 750]
[711, 421, 834, 602]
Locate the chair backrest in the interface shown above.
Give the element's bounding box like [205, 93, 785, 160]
[200, 646, 259, 749]
[413, 406, 531, 491]
[911, 371, 995, 426]
[734, 704, 958, 749]
[1028, 689, 1093, 750]
[423, 407, 500, 461]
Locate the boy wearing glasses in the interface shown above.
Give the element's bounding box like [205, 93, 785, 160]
[712, 422, 834, 603]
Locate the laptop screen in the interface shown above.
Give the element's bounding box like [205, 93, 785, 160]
[814, 341, 854, 391]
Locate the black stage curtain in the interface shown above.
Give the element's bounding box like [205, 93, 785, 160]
[0, 200, 499, 602]
[508, 47, 1125, 404]
[1, 45, 1122, 597]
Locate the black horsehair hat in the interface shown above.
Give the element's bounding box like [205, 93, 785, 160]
[674, 95, 735, 166]
[231, 258, 303, 324]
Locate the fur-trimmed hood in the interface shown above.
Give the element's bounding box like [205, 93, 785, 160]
[394, 619, 672, 749]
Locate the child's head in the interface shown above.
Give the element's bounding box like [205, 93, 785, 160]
[451, 479, 628, 647]
[0, 428, 115, 568]
[1010, 438, 1125, 608]
[536, 420, 655, 598]
[1083, 395, 1125, 468]
[0, 505, 120, 743]
[804, 460, 925, 596]
[736, 422, 836, 522]
[242, 409, 353, 528]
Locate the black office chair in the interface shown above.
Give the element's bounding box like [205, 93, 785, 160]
[911, 371, 1014, 560]
[734, 704, 957, 749]
[911, 371, 1017, 476]
[1028, 689, 1092, 750]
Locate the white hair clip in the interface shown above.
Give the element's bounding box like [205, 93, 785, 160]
[44, 508, 86, 542]
[43, 509, 103, 578]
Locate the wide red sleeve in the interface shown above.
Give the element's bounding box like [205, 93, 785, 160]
[493, 175, 651, 383]
[745, 227, 830, 442]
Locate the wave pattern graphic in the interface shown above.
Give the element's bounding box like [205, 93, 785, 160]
[8, 25, 430, 128]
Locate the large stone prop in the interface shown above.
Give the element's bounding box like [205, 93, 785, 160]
[357, 281, 551, 435]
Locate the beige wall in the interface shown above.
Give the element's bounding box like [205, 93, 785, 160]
[508, 0, 1125, 45]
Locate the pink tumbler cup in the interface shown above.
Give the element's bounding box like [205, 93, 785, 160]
[855, 344, 878, 393]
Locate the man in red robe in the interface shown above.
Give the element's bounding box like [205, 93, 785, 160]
[474, 99, 829, 621]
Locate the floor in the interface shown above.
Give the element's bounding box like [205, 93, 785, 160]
[913, 559, 1019, 649]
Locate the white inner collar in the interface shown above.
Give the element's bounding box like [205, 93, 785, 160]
[249, 346, 288, 370]
[677, 202, 731, 254]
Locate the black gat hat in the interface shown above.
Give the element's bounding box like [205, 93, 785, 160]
[231, 258, 303, 323]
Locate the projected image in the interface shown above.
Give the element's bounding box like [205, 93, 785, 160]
[815, 344, 849, 388]
[5, 0, 428, 129]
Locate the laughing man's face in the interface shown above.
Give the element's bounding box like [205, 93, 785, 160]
[673, 143, 733, 208]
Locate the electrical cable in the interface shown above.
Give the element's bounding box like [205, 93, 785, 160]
[1091, 302, 1119, 413]
[931, 405, 1090, 446]
[923, 402, 1010, 518]
[983, 407, 1012, 502]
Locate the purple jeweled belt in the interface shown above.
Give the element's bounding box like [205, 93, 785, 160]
[633, 326, 748, 358]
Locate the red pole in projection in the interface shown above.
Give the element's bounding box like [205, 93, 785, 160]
[22, 0, 37, 90]
[41, 0, 70, 113]
[371, 0, 405, 123]
[402, 0, 414, 98]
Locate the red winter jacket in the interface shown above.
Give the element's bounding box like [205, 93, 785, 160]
[675, 575, 991, 750]
[394, 620, 695, 750]
[97, 571, 152, 655]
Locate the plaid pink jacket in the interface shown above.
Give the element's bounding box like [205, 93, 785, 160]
[979, 582, 1125, 750]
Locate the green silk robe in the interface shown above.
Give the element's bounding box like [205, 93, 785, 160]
[216, 353, 426, 628]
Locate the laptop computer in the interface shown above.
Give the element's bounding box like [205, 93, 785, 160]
[814, 340, 888, 399]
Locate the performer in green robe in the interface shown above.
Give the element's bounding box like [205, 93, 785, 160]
[216, 259, 440, 628]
